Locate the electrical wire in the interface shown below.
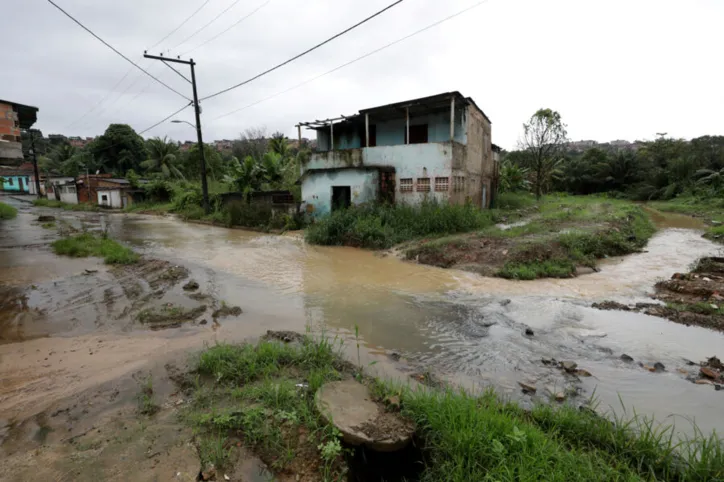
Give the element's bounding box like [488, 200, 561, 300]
[45, 0, 191, 101]
[139, 103, 193, 135]
[147, 0, 214, 50]
[181, 0, 272, 56]
[64, 66, 134, 130]
[211, 0, 491, 122]
[200, 0, 406, 101]
[170, 0, 245, 51]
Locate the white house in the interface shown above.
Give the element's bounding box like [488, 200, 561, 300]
[296, 92, 493, 217]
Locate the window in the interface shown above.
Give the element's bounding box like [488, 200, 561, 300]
[7, 178, 13, 186]
[453, 176, 466, 192]
[417, 178, 430, 192]
[101, 194, 108, 202]
[435, 177, 449, 192]
[399, 178, 413, 193]
[405, 124, 428, 144]
[368, 124, 377, 147]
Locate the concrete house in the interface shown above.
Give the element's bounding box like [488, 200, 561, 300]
[296, 92, 493, 216]
[0, 163, 34, 193]
[0, 99, 38, 166]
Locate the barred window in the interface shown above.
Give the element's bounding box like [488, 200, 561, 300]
[417, 178, 430, 192]
[452, 176, 466, 192]
[435, 177, 449, 192]
[399, 178, 413, 193]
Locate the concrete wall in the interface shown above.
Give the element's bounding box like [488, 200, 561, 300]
[302, 169, 379, 216]
[1, 175, 30, 192]
[465, 104, 493, 208]
[0, 103, 24, 164]
[97, 190, 122, 208]
[315, 108, 468, 151]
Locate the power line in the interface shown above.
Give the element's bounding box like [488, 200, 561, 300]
[64, 66, 134, 130]
[171, 0, 245, 51]
[200, 0, 407, 101]
[148, 0, 214, 50]
[211, 0, 491, 122]
[139, 102, 193, 135]
[182, 0, 272, 56]
[45, 0, 191, 102]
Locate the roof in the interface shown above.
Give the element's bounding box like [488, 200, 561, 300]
[0, 99, 39, 129]
[297, 91, 490, 129]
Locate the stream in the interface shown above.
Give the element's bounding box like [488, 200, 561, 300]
[2, 196, 723, 439]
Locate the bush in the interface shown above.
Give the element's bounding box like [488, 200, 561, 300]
[51, 233, 139, 264]
[306, 201, 494, 249]
[0, 202, 18, 220]
[495, 192, 537, 210]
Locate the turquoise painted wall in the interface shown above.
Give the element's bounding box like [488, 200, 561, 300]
[302, 169, 379, 217]
[315, 108, 468, 151]
[1, 175, 30, 192]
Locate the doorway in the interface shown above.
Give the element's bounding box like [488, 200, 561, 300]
[332, 186, 351, 211]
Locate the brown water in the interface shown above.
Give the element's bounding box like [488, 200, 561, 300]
[2, 196, 724, 438]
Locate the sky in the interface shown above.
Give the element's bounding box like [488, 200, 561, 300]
[4, 0, 723, 150]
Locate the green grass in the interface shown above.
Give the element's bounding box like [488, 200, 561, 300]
[33, 198, 99, 211]
[40, 222, 56, 229]
[667, 301, 724, 316]
[497, 196, 656, 279]
[186, 337, 347, 477]
[51, 232, 139, 264]
[187, 337, 724, 481]
[306, 201, 497, 249]
[495, 191, 537, 210]
[136, 375, 159, 416]
[0, 202, 18, 220]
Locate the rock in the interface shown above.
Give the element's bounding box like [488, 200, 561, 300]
[541, 358, 557, 366]
[384, 395, 401, 410]
[37, 215, 55, 222]
[201, 464, 216, 481]
[700, 367, 720, 380]
[672, 273, 685, 280]
[703, 277, 712, 282]
[575, 266, 597, 276]
[500, 299, 511, 306]
[620, 354, 634, 363]
[716, 384, 723, 391]
[315, 380, 413, 452]
[524, 328, 534, 337]
[182, 280, 199, 291]
[576, 369, 592, 377]
[199, 319, 208, 325]
[555, 392, 566, 402]
[707, 356, 723, 370]
[518, 382, 537, 394]
[711, 304, 719, 310]
[560, 361, 578, 373]
[643, 365, 656, 373]
[653, 362, 666, 373]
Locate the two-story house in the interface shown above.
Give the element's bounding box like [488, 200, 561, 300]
[0, 99, 38, 166]
[296, 92, 493, 216]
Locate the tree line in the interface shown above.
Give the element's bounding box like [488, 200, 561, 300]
[500, 109, 724, 201]
[25, 124, 310, 198]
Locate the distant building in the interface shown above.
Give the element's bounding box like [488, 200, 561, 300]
[68, 136, 94, 148]
[214, 140, 233, 152]
[0, 99, 38, 165]
[0, 163, 34, 192]
[297, 91, 494, 216]
[179, 141, 195, 152]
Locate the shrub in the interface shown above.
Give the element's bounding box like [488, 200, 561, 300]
[0, 202, 18, 220]
[51, 233, 139, 264]
[306, 201, 494, 249]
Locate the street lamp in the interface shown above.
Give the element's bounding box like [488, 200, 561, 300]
[171, 120, 196, 129]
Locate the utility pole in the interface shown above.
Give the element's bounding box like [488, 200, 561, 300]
[143, 52, 209, 214]
[28, 130, 42, 199]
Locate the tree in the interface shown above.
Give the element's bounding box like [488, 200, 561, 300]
[141, 137, 185, 179]
[519, 109, 568, 198]
[269, 132, 291, 159]
[232, 127, 268, 163]
[88, 124, 147, 175]
[183, 143, 225, 181]
[41, 143, 77, 173]
[498, 158, 529, 193]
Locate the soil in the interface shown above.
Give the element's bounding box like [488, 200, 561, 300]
[137, 304, 207, 329]
[594, 257, 724, 332]
[212, 304, 243, 320]
[263, 330, 305, 344]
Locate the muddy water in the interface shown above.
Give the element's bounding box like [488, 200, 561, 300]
[2, 197, 723, 439]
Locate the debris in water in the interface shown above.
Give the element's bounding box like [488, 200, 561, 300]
[653, 362, 666, 372]
[701, 367, 719, 380]
[576, 369, 592, 377]
[620, 354, 634, 363]
[524, 328, 534, 337]
[212, 304, 242, 319]
[560, 361, 578, 373]
[182, 280, 199, 291]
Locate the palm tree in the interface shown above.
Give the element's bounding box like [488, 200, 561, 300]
[41, 143, 77, 173]
[142, 137, 184, 179]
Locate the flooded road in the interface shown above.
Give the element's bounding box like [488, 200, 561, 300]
[2, 195, 723, 440]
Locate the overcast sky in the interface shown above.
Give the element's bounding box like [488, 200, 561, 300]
[5, 0, 723, 149]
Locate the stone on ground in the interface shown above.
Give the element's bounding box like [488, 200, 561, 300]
[560, 361, 578, 373]
[315, 379, 413, 452]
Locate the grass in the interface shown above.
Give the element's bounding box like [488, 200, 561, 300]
[306, 201, 497, 249]
[136, 375, 159, 416]
[650, 196, 724, 243]
[667, 301, 724, 316]
[137, 304, 206, 326]
[33, 198, 99, 211]
[0, 202, 18, 220]
[186, 337, 347, 478]
[186, 337, 724, 482]
[51, 232, 139, 264]
[496, 196, 656, 279]
[40, 222, 56, 229]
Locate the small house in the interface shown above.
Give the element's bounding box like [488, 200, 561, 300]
[0, 163, 35, 193]
[296, 92, 493, 216]
[56, 180, 79, 204]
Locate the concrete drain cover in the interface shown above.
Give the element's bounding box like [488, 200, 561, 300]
[315, 379, 414, 452]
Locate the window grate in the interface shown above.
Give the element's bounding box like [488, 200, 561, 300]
[417, 178, 430, 192]
[435, 177, 449, 192]
[399, 178, 413, 193]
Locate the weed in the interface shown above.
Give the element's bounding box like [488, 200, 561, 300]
[198, 433, 232, 470]
[51, 232, 139, 264]
[0, 202, 18, 220]
[136, 376, 159, 416]
[40, 222, 56, 229]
